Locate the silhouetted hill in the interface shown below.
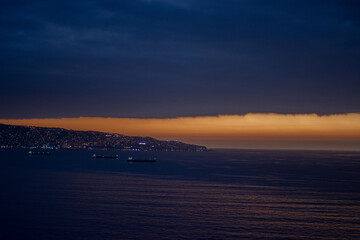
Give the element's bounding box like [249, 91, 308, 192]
[0, 124, 207, 151]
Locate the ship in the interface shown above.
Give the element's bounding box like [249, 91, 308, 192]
[127, 157, 157, 162]
[28, 151, 51, 156]
[92, 154, 119, 159]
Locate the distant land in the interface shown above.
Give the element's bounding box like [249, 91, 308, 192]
[0, 124, 207, 151]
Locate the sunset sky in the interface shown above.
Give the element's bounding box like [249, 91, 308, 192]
[1, 113, 359, 150]
[1, 0, 359, 150]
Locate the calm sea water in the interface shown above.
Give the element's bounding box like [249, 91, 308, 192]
[1, 149, 360, 240]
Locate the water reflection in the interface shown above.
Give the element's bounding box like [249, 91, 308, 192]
[1, 149, 360, 239]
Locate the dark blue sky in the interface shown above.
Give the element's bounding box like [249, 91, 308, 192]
[1, 0, 359, 118]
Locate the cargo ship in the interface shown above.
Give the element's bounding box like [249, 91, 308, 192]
[92, 154, 118, 159]
[28, 151, 51, 156]
[127, 157, 156, 162]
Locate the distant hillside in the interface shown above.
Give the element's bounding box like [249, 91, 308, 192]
[0, 124, 207, 151]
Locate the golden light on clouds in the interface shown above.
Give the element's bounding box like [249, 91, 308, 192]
[1, 113, 360, 150]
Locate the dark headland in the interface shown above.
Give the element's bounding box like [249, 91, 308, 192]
[0, 124, 207, 151]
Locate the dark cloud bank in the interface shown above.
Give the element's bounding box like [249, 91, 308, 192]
[1, 0, 359, 118]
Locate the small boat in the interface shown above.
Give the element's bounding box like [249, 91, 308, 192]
[127, 157, 156, 162]
[92, 154, 118, 159]
[28, 151, 51, 156]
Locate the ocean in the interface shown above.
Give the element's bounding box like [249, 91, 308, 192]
[1, 149, 360, 239]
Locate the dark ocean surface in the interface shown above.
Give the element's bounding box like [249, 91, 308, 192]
[1, 149, 360, 240]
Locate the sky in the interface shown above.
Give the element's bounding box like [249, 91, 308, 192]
[0, 0, 359, 150]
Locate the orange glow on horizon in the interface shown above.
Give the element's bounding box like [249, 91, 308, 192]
[0, 113, 359, 145]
